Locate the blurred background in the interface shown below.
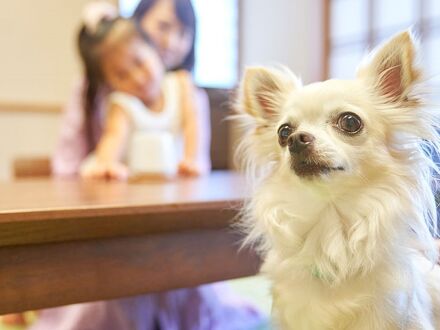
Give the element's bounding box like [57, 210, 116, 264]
[0, 0, 438, 179]
[0, 0, 323, 180]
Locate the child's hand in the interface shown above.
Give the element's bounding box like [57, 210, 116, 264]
[178, 159, 200, 177]
[81, 160, 128, 181]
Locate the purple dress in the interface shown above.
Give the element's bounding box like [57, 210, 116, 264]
[38, 80, 266, 330]
[29, 284, 264, 330]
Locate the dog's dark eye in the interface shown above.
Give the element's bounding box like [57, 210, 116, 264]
[278, 124, 293, 146]
[337, 112, 363, 134]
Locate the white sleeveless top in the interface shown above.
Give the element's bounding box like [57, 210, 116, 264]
[109, 73, 182, 135]
[109, 73, 183, 175]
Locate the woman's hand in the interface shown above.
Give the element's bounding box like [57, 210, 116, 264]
[81, 160, 129, 181]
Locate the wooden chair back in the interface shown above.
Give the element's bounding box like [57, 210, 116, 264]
[13, 157, 51, 178]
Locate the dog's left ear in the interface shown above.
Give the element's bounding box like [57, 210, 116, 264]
[240, 66, 300, 121]
[358, 30, 421, 103]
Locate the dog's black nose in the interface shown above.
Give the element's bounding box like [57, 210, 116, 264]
[288, 132, 315, 154]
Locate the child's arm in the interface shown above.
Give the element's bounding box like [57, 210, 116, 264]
[80, 103, 130, 180]
[177, 71, 201, 176]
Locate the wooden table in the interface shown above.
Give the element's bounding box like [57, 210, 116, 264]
[0, 171, 260, 314]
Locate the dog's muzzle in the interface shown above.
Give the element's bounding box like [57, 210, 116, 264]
[287, 132, 344, 177]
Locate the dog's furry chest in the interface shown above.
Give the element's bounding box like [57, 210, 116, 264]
[267, 266, 390, 330]
[250, 180, 439, 330]
[263, 250, 438, 330]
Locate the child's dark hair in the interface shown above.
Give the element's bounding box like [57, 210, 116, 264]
[133, 0, 196, 71]
[78, 18, 140, 151]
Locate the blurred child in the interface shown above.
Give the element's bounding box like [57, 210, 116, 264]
[77, 15, 202, 180]
[52, 0, 212, 178]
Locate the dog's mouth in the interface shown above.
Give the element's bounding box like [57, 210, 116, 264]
[291, 159, 345, 178]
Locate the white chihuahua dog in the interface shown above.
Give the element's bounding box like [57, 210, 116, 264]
[236, 31, 440, 329]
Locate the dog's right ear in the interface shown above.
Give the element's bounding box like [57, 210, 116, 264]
[357, 30, 421, 104]
[240, 66, 300, 120]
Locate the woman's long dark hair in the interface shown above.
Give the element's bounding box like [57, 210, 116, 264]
[133, 0, 196, 71]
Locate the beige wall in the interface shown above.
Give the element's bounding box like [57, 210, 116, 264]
[0, 0, 95, 104]
[0, 0, 116, 180]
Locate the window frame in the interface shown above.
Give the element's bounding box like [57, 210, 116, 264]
[323, 0, 440, 81]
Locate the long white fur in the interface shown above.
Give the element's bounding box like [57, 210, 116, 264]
[236, 31, 440, 329]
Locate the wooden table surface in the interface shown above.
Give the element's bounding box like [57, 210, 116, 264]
[0, 171, 260, 314]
